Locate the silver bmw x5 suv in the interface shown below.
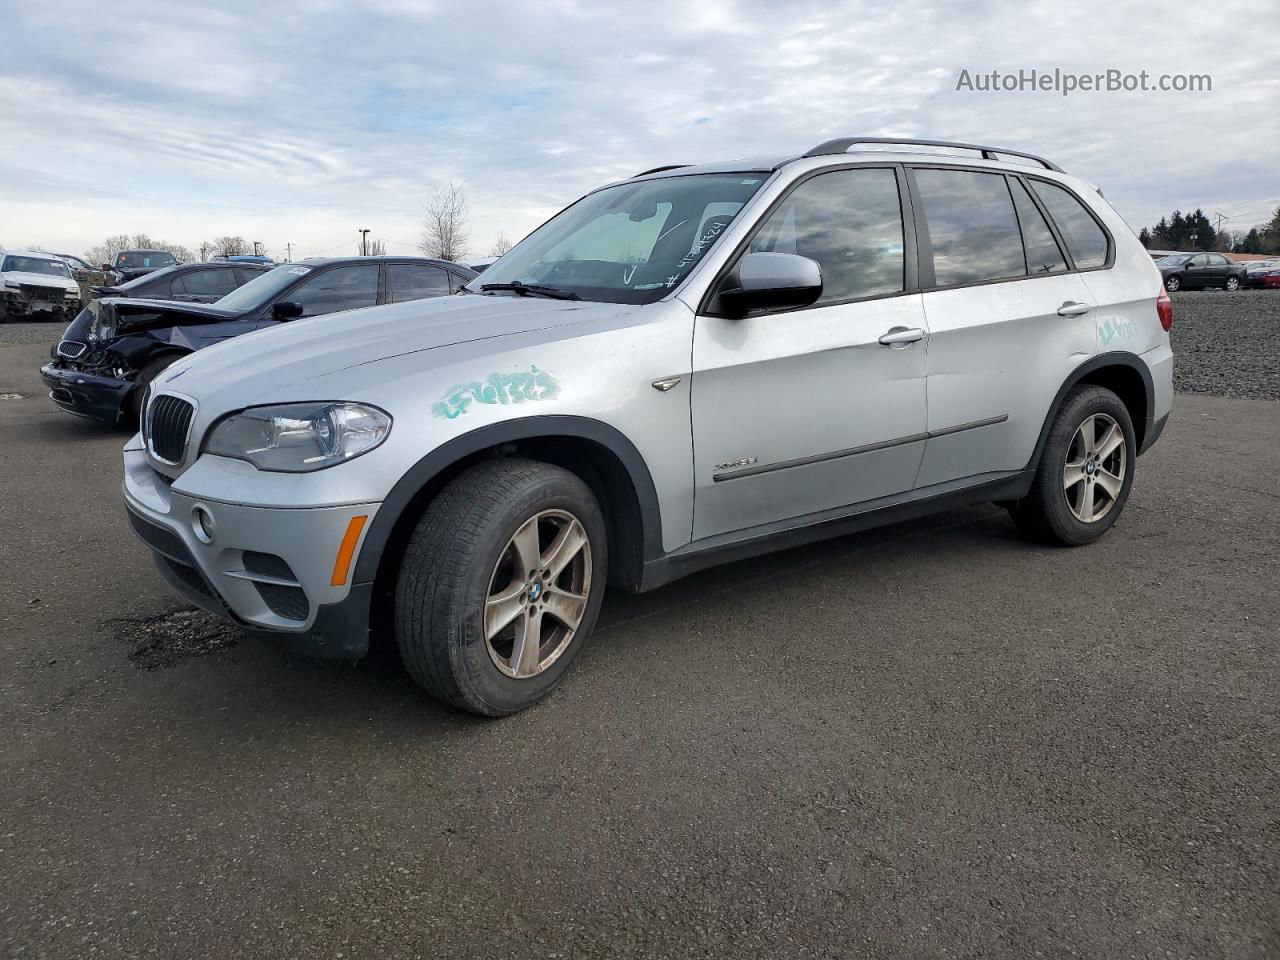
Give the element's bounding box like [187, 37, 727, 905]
[124, 137, 1173, 715]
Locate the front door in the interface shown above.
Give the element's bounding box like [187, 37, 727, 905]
[691, 166, 928, 541]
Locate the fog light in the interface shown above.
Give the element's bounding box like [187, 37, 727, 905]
[191, 504, 216, 544]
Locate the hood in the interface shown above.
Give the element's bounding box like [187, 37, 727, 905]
[3, 270, 78, 292]
[157, 293, 637, 404]
[105, 297, 241, 320]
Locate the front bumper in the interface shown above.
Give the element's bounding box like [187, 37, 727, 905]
[41, 361, 133, 424]
[123, 440, 381, 658]
[2, 290, 78, 318]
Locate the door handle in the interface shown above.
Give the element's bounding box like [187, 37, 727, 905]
[1057, 301, 1091, 317]
[877, 327, 926, 347]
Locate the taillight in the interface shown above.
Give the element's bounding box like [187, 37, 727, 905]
[1156, 287, 1173, 332]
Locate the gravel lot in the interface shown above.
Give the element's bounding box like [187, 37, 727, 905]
[1170, 290, 1280, 400]
[1, 296, 1277, 959]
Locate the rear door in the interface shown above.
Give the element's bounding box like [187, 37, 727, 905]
[690, 165, 929, 540]
[911, 167, 1099, 487]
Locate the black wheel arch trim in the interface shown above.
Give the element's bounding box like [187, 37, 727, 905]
[1026, 351, 1157, 470]
[352, 415, 665, 585]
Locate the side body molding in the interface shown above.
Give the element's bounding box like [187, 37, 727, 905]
[351, 415, 666, 587]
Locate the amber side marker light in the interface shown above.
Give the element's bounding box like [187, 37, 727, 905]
[330, 515, 369, 586]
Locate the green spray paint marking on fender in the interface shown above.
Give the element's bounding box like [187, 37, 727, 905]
[432, 365, 561, 419]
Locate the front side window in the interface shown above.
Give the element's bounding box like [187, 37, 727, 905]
[388, 264, 451, 302]
[1009, 179, 1067, 275]
[915, 169, 1025, 287]
[747, 167, 905, 304]
[288, 265, 379, 317]
[1029, 180, 1110, 269]
[467, 174, 766, 304]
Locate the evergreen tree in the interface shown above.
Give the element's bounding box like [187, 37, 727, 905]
[1137, 227, 1152, 248]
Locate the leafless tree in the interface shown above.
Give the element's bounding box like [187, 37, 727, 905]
[489, 232, 514, 257]
[420, 182, 469, 261]
[207, 236, 250, 258]
[360, 238, 387, 256]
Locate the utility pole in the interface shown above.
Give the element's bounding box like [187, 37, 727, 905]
[253, 240, 263, 257]
[199, 242, 211, 262]
[285, 242, 293, 262]
[359, 228, 370, 256]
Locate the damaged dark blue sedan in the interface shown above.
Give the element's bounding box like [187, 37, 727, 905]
[40, 256, 476, 424]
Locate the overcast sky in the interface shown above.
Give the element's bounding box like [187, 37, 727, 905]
[1, 0, 1275, 260]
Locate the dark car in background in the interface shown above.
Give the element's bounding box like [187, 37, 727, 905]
[1243, 259, 1279, 288]
[40, 256, 477, 424]
[92, 261, 270, 303]
[110, 249, 180, 282]
[1156, 252, 1248, 292]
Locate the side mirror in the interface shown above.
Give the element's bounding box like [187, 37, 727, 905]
[272, 300, 304, 320]
[718, 252, 822, 317]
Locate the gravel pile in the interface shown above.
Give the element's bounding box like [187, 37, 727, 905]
[0, 320, 63, 348]
[1170, 290, 1280, 401]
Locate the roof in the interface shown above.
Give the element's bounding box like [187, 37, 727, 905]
[292, 255, 472, 270]
[2, 249, 65, 261]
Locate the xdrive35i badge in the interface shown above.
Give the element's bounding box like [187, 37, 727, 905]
[714, 457, 758, 471]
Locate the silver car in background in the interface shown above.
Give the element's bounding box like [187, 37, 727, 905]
[123, 137, 1173, 715]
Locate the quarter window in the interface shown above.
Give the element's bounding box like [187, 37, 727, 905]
[387, 264, 451, 302]
[288, 265, 379, 317]
[1008, 179, 1067, 275]
[747, 167, 905, 304]
[1029, 180, 1110, 269]
[914, 169, 1025, 286]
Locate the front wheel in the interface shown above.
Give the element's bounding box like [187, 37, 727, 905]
[394, 458, 608, 716]
[1164, 275, 1181, 292]
[1009, 385, 1136, 546]
[1224, 276, 1240, 292]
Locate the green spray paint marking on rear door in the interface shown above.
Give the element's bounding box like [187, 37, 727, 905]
[432, 365, 561, 419]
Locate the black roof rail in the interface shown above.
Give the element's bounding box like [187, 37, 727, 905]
[801, 137, 1064, 172]
[632, 164, 690, 178]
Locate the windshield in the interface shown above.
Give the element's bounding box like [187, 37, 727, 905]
[2, 255, 73, 279]
[214, 263, 309, 311]
[1156, 254, 1192, 266]
[116, 251, 177, 269]
[468, 173, 767, 304]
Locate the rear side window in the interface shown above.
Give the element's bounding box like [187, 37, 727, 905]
[1029, 180, 1110, 269]
[914, 169, 1025, 287]
[388, 264, 451, 302]
[175, 269, 238, 297]
[748, 167, 905, 304]
[1008, 179, 1067, 275]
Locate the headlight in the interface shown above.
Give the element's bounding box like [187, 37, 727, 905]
[203, 402, 391, 472]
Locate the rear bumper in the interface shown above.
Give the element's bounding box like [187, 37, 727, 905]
[40, 362, 133, 424]
[122, 442, 379, 659]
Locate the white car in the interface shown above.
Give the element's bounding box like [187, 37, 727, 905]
[0, 251, 81, 321]
[124, 136, 1173, 716]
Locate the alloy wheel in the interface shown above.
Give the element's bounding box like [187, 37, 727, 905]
[483, 509, 591, 679]
[1166, 276, 1180, 292]
[1063, 413, 1126, 523]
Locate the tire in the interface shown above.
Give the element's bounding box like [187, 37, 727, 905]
[394, 458, 608, 716]
[127, 354, 183, 422]
[1009, 385, 1136, 546]
[1164, 275, 1181, 292]
[1224, 276, 1240, 292]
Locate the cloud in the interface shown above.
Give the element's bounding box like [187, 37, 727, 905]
[1, 0, 1276, 258]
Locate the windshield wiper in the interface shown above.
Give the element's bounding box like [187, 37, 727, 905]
[480, 281, 581, 301]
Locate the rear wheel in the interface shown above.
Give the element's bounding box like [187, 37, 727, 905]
[1164, 275, 1181, 292]
[1224, 276, 1240, 292]
[1009, 385, 1136, 546]
[394, 458, 608, 716]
